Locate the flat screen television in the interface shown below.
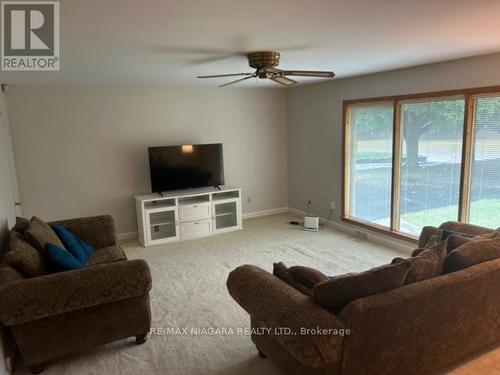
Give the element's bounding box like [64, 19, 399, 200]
[148, 143, 225, 192]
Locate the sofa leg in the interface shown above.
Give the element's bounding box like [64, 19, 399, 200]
[135, 332, 148, 345]
[257, 349, 267, 359]
[29, 362, 47, 374]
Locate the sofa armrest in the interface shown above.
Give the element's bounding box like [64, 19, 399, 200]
[0, 259, 152, 326]
[227, 265, 346, 368]
[49, 215, 117, 249]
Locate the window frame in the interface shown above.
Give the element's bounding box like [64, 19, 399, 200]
[342, 85, 500, 243]
[343, 100, 395, 229]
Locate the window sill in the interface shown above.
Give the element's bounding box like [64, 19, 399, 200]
[341, 216, 418, 244]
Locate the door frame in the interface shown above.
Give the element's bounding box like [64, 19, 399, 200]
[0, 112, 22, 220]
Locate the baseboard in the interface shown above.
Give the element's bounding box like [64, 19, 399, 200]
[288, 207, 414, 253]
[117, 231, 138, 243]
[242, 207, 289, 220]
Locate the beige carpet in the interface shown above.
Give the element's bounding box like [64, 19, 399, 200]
[17, 214, 500, 374]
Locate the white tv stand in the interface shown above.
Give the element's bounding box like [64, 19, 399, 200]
[135, 185, 242, 246]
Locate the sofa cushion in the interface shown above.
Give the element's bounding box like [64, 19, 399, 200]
[414, 228, 500, 257]
[46, 243, 86, 272]
[288, 265, 329, 288]
[12, 216, 30, 233]
[446, 229, 500, 249]
[52, 225, 94, 264]
[0, 266, 24, 285]
[411, 247, 425, 257]
[417, 226, 443, 249]
[413, 230, 441, 257]
[25, 217, 66, 255]
[475, 229, 500, 240]
[443, 238, 500, 274]
[425, 234, 439, 247]
[88, 245, 127, 266]
[393, 241, 447, 285]
[313, 261, 411, 315]
[49, 215, 117, 249]
[273, 262, 328, 296]
[439, 221, 495, 237]
[5, 232, 47, 277]
[442, 229, 475, 241]
[446, 234, 472, 253]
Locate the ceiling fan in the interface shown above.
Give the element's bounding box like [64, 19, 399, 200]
[197, 51, 335, 87]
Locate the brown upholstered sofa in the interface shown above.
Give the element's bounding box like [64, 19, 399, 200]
[227, 221, 500, 375]
[0, 215, 152, 374]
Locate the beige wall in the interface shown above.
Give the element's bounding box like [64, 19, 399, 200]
[287, 52, 500, 222]
[6, 87, 288, 234]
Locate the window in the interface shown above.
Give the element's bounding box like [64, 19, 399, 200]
[343, 87, 500, 240]
[347, 103, 393, 227]
[469, 96, 500, 228]
[399, 99, 465, 235]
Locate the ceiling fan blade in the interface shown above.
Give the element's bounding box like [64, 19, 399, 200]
[189, 53, 245, 66]
[282, 70, 335, 78]
[270, 76, 297, 86]
[197, 73, 254, 79]
[219, 75, 256, 87]
[155, 46, 235, 55]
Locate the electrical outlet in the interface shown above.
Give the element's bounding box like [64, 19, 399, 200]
[329, 201, 336, 210]
[247, 196, 251, 204]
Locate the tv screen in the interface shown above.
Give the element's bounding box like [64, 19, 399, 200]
[148, 143, 225, 192]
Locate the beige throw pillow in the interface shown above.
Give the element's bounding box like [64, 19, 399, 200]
[25, 216, 66, 255]
[5, 231, 47, 277]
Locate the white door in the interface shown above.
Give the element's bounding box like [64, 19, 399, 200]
[0, 113, 22, 222]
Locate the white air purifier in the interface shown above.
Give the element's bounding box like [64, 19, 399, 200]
[304, 216, 320, 232]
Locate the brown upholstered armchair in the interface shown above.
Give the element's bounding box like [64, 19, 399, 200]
[0, 215, 152, 374]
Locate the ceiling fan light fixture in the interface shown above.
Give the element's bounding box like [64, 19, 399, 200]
[196, 51, 335, 87]
[247, 51, 281, 69]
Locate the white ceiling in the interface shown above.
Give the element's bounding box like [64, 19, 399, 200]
[2, 0, 500, 87]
